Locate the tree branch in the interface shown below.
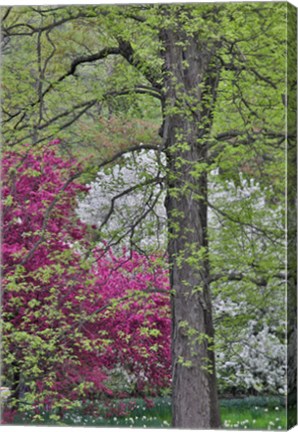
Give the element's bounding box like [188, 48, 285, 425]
[98, 176, 165, 231]
[218, 59, 278, 90]
[96, 144, 162, 170]
[117, 37, 162, 89]
[7, 100, 98, 147]
[18, 170, 83, 266]
[40, 47, 121, 101]
[5, 84, 161, 142]
[207, 200, 283, 245]
[4, 12, 99, 37]
[1, 7, 12, 22]
[106, 85, 162, 100]
[209, 270, 285, 286]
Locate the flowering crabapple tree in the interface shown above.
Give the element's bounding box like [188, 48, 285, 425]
[87, 248, 171, 397]
[2, 142, 171, 423]
[2, 141, 101, 420]
[77, 148, 167, 252]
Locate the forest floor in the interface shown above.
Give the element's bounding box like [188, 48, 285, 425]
[12, 395, 289, 429]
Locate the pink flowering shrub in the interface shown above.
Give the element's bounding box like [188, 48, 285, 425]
[87, 248, 171, 395]
[2, 142, 171, 423]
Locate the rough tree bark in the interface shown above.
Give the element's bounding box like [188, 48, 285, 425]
[160, 12, 221, 429]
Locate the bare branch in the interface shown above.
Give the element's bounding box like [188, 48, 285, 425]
[98, 176, 165, 231]
[1, 7, 12, 22]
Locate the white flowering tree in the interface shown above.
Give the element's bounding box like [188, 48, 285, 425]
[77, 148, 168, 252]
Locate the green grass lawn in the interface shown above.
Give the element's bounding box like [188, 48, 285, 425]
[221, 406, 285, 430]
[12, 396, 287, 429]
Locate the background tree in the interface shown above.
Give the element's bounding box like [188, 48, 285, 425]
[1, 3, 292, 428]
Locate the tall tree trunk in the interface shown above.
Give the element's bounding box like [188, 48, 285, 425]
[160, 13, 221, 429]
